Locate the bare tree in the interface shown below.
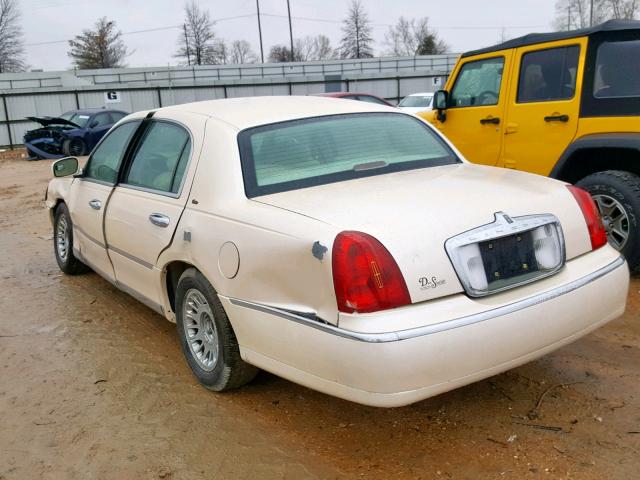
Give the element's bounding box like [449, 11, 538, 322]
[68, 17, 128, 69]
[384, 17, 447, 56]
[176, 1, 220, 65]
[607, 0, 639, 18]
[554, 0, 637, 30]
[229, 40, 256, 64]
[0, 0, 25, 73]
[268, 45, 291, 63]
[339, 0, 374, 59]
[311, 34, 334, 60]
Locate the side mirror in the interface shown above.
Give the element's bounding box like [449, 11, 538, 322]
[89, 120, 98, 128]
[52, 157, 79, 177]
[434, 90, 448, 122]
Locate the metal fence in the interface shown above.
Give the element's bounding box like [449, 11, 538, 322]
[0, 56, 458, 148]
[0, 54, 459, 90]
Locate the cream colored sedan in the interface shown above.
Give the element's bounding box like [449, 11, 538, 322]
[46, 96, 629, 407]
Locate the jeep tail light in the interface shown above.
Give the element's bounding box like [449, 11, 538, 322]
[567, 185, 608, 250]
[332, 231, 411, 314]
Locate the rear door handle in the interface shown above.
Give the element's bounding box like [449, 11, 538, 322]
[480, 116, 500, 125]
[149, 213, 170, 228]
[544, 114, 569, 122]
[89, 199, 101, 210]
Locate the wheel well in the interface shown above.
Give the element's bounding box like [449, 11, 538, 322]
[165, 261, 194, 313]
[554, 148, 640, 184]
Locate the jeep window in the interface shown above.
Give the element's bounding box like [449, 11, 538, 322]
[517, 46, 579, 103]
[238, 113, 459, 197]
[594, 40, 640, 98]
[449, 57, 504, 108]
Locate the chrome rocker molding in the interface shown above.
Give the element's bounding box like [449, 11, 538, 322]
[228, 255, 626, 344]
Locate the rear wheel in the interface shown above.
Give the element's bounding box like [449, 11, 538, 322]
[53, 203, 90, 275]
[175, 268, 258, 391]
[577, 170, 640, 273]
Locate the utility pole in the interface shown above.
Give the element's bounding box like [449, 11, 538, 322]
[590, 0, 594, 26]
[183, 23, 191, 66]
[256, 0, 265, 63]
[286, 0, 294, 62]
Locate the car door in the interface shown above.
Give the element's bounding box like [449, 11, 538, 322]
[502, 39, 586, 175]
[66, 120, 141, 281]
[104, 119, 198, 308]
[434, 52, 513, 166]
[86, 112, 115, 148]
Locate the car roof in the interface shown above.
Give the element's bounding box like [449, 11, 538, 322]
[462, 19, 640, 58]
[64, 108, 127, 116]
[315, 92, 382, 98]
[153, 96, 398, 130]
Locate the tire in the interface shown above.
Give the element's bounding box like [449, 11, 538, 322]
[53, 203, 90, 275]
[175, 268, 258, 391]
[62, 137, 87, 157]
[577, 170, 640, 273]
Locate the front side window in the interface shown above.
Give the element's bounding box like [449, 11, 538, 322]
[125, 122, 191, 194]
[239, 113, 459, 197]
[91, 113, 112, 128]
[449, 57, 505, 107]
[84, 121, 140, 183]
[61, 112, 90, 128]
[517, 46, 579, 103]
[594, 40, 640, 98]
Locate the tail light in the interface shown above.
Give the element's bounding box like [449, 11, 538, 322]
[332, 231, 411, 314]
[567, 185, 608, 250]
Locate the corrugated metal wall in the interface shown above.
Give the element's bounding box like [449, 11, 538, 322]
[0, 71, 450, 148]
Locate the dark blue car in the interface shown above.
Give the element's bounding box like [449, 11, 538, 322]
[24, 108, 128, 159]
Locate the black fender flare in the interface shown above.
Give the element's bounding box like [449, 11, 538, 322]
[550, 133, 640, 179]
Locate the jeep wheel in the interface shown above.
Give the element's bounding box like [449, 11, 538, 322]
[577, 170, 640, 273]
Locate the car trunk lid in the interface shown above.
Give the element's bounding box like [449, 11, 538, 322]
[253, 164, 592, 303]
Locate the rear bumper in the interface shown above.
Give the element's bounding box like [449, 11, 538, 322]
[222, 252, 629, 407]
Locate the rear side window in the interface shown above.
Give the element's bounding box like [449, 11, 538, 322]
[449, 57, 505, 107]
[594, 40, 640, 98]
[125, 122, 191, 194]
[84, 121, 140, 183]
[517, 46, 579, 103]
[238, 113, 459, 197]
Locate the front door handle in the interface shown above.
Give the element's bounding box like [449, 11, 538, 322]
[89, 199, 102, 210]
[544, 114, 569, 123]
[480, 116, 500, 125]
[149, 213, 170, 228]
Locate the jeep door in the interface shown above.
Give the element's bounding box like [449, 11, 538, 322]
[434, 51, 513, 166]
[502, 38, 586, 175]
[66, 120, 141, 281]
[103, 117, 201, 310]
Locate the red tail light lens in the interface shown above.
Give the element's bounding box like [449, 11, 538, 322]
[332, 231, 411, 314]
[567, 185, 608, 250]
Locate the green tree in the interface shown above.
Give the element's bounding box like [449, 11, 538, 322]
[68, 17, 128, 69]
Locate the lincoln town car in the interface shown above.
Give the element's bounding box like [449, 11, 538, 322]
[45, 96, 629, 407]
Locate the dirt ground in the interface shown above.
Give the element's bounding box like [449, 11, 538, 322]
[0, 154, 638, 480]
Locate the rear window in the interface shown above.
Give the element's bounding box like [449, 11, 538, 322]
[594, 40, 640, 98]
[238, 113, 459, 197]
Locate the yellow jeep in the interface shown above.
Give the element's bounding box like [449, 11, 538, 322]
[423, 19, 640, 272]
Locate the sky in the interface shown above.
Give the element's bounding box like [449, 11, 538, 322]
[20, 0, 561, 71]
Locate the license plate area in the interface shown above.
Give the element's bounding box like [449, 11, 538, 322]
[479, 231, 540, 290]
[445, 213, 566, 297]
